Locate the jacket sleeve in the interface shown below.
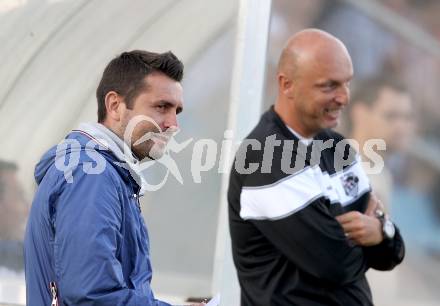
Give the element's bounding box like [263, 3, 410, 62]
[53, 167, 170, 306]
[244, 197, 368, 286]
[363, 226, 405, 271]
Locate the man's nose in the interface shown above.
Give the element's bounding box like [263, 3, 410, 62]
[335, 84, 350, 105]
[163, 113, 178, 130]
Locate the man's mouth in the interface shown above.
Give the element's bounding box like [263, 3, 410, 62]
[150, 127, 179, 148]
[134, 127, 178, 148]
[151, 136, 168, 149]
[152, 133, 169, 143]
[324, 108, 342, 119]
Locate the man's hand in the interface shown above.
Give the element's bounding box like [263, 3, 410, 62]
[336, 211, 383, 246]
[365, 193, 385, 216]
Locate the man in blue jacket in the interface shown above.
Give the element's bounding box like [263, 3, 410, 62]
[24, 51, 203, 305]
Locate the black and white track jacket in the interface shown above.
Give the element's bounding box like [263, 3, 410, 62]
[228, 107, 405, 306]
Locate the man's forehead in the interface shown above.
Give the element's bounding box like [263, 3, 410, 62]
[305, 58, 353, 83]
[144, 73, 181, 89]
[293, 45, 352, 78]
[142, 74, 183, 101]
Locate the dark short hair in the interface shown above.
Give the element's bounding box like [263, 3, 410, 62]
[96, 50, 184, 122]
[350, 76, 407, 108]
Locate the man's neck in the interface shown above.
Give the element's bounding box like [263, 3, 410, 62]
[100, 121, 123, 140]
[274, 100, 316, 139]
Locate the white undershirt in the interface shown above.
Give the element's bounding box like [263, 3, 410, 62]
[285, 125, 313, 146]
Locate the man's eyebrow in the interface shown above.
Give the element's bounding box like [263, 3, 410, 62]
[316, 78, 351, 86]
[316, 79, 338, 86]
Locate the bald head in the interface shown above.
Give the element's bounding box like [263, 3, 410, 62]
[274, 29, 354, 138]
[277, 29, 352, 79]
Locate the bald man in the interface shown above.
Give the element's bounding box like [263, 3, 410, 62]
[228, 29, 405, 305]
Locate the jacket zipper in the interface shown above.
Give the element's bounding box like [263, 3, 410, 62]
[133, 192, 141, 212]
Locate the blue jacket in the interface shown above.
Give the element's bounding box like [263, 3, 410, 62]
[24, 130, 170, 306]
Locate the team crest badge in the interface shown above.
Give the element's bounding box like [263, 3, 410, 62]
[341, 172, 359, 197]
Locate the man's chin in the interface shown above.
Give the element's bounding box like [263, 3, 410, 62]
[146, 147, 166, 160]
[323, 118, 339, 129]
[132, 141, 166, 161]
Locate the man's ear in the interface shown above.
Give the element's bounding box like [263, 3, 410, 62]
[278, 73, 294, 98]
[104, 91, 124, 122]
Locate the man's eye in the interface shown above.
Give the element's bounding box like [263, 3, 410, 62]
[321, 82, 337, 92]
